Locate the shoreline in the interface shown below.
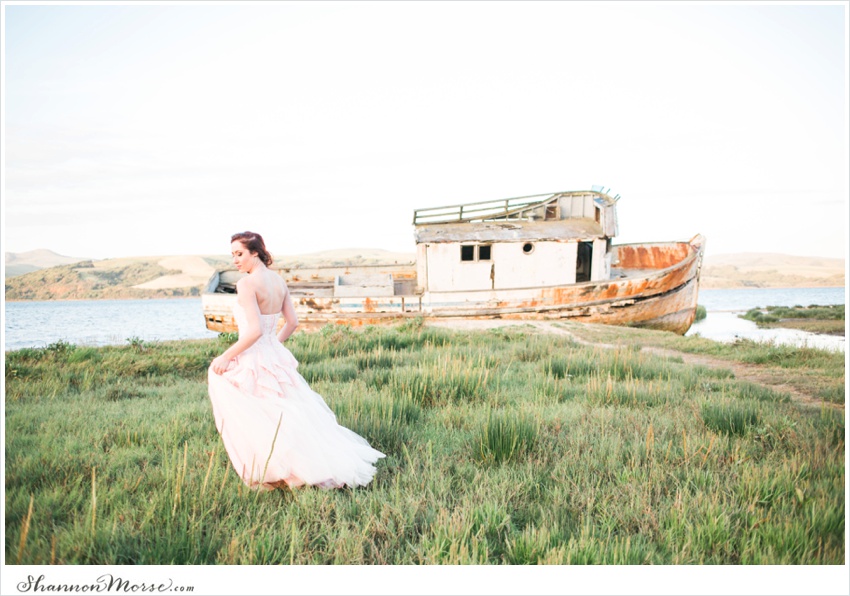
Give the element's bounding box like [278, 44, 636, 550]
[4, 284, 846, 303]
[3, 295, 203, 303]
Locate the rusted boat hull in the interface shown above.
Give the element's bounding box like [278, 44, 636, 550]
[203, 235, 705, 335]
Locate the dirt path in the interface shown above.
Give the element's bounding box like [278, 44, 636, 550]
[428, 319, 843, 410]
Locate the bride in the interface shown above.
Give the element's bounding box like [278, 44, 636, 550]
[207, 231, 385, 489]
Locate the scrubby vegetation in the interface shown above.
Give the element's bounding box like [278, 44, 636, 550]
[4, 261, 196, 300]
[741, 304, 845, 336]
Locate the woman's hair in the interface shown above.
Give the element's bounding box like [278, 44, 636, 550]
[231, 231, 274, 267]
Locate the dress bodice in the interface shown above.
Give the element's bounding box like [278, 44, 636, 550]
[233, 304, 280, 337]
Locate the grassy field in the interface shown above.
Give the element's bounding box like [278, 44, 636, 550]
[559, 320, 846, 406]
[4, 321, 845, 565]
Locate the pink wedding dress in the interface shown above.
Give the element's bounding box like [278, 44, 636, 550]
[207, 304, 385, 489]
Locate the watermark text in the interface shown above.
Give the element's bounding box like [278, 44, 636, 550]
[17, 574, 194, 594]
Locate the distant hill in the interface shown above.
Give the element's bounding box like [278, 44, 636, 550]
[5, 249, 89, 279]
[4, 257, 205, 301]
[277, 248, 416, 268]
[4, 249, 416, 301]
[5, 249, 842, 300]
[701, 253, 845, 289]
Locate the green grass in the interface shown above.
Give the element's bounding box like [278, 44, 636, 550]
[561, 320, 846, 405]
[764, 304, 845, 320]
[701, 401, 761, 436]
[4, 323, 845, 564]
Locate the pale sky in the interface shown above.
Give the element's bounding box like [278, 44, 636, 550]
[2, 1, 847, 260]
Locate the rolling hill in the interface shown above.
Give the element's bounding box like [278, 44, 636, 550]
[4, 249, 844, 300]
[5, 249, 89, 278]
[3, 249, 416, 301]
[700, 253, 845, 289]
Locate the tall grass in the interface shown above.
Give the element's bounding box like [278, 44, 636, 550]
[476, 410, 539, 464]
[558, 320, 846, 405]
[4, 322, 845, 564]
[701, 401, 761, 436]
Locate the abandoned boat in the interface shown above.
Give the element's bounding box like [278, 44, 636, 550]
[203, 189, 705, 335]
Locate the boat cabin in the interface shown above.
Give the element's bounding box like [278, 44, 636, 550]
[413, 190, 619, 293]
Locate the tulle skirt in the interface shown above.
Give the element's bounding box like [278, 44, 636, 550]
[207, 337, 385, 489]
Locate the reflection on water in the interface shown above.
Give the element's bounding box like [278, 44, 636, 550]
[687, 312, 845, 352]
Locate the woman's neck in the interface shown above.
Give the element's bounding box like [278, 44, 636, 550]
[247, 262, 266, 275]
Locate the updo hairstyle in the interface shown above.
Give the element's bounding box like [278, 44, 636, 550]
[231, 231, 274, 267]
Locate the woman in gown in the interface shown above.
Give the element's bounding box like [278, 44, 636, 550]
[207, 231, 385, 490]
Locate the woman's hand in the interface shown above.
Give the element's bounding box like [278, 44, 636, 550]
[210, 355, 232, 375]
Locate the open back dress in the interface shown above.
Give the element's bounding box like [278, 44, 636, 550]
[207, 303, 385, 489]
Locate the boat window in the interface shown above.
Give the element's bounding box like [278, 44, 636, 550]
[522, 243, 534, 255]
[595, 207, 601, 223]
[478, 245, 492, 261]
[461, 245, 475, 261]
[545, 205, 558, 220]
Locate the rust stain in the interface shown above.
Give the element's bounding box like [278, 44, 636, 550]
[300, 298, 329, 311]
[363, 298, 376, 313]
[549, 288, 572, 305]
[616, 243, 690, 269]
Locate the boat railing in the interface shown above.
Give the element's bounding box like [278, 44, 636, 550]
[412, 189, 619, 224]
[591, 185, 621, 201]
[413, 192, 563, 225]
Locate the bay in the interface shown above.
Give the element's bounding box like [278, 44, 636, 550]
[695, 286, 845, 312]
[3, 286, 846, 352]
[3, 298, 219, 351]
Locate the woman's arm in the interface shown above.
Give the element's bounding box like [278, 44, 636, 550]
[276, 283, 299, 343]
[210, 279, 263, 374]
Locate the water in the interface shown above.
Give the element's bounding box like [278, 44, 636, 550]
[3, 298, 219, 351]
[686, 287, 846, 352]
[3, 287, 846, 352]
[695, 287, 846, 313]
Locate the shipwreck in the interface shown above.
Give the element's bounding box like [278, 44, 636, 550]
[203, 189, 705, 335]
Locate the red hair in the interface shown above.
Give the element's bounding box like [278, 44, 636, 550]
[231, 231, 273, 267]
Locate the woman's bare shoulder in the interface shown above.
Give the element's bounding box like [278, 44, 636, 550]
[236, 276, 256, 291]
